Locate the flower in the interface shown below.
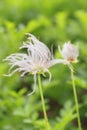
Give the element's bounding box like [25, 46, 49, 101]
[4, 33, 64, 95]
[59, 41, 79, 63]
[58, 41, 79, 70]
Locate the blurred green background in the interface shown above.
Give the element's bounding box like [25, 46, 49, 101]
[0, 0, 87, 130]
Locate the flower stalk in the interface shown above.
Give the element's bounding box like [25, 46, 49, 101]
[70, 69, 82, 130]
[38, 74, 50, 130]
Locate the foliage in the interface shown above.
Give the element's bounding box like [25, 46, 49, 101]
[0, 0, 87, 130]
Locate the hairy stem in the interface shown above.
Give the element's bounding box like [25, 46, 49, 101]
[38, 74, 50, 130]
[70, 69, 82, 130]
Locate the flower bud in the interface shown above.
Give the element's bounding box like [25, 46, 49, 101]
[61, 41, 79, 63]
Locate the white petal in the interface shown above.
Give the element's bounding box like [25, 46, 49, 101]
[27, 74, 37, 96]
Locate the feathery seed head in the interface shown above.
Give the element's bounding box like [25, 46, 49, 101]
[3, 34, 55, 78]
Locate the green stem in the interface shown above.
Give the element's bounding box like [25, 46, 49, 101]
[38, 74, 50, 130]
[70, 69, 82, 130]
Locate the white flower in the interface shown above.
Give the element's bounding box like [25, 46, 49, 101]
[59, 41, 79, 63]
[4, 33, 64, 95]
[59, 41, 79, 70]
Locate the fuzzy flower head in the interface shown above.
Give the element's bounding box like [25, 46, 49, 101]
[4, 34, 54, 77]
[59, 41, 79, 63]
[4, 34, 64, 95]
